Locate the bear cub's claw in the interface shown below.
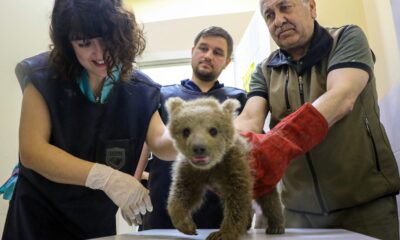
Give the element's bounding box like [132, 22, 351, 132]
[172, 215, 197, 235]
[266, 224, 285, 234]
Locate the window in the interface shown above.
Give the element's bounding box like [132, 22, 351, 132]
[139, 62, 238, 88]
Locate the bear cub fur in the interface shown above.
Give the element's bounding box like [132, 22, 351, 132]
[166, 97, 284, 240]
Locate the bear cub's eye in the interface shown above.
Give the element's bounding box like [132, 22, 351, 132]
[209, 127, 218, 137]
[182, 128, 191, 138]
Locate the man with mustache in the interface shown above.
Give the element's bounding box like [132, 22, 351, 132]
[235, 0, 400, 239]
[141, 26, 247, 229]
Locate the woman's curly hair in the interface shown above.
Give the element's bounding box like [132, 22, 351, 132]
[49, 0, 145, 81]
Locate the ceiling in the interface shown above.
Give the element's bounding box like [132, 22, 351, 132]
[124, 0, 258, 23]
[123, 0, 258, 64]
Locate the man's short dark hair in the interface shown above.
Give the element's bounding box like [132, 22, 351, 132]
[193, 26, 234, 59]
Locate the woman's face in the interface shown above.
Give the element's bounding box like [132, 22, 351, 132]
[71, 37, 108, 81]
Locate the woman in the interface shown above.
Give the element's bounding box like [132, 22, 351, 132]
[2, 0, 175, 239]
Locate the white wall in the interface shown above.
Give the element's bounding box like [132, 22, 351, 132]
[391, 0, 400, 54]
[138, 12, 253, 63]
[234, 11, 271, 91]
[140, 61, 235, 88]
[0, 0, 53, 235]
[363, 0, 400, 99]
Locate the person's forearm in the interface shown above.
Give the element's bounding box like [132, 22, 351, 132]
[149, 130, 177, 161]
[19, 141, 94, 186]
[312, 67, 368, 127]
[312, 90, 352, 128]
[234, 96, 268, 133]
[134, 144, 149, 179]
[146, 110, 177, 161]
[235, 113, 265, 133]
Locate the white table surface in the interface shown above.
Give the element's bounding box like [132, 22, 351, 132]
[92, 228, 377, 240]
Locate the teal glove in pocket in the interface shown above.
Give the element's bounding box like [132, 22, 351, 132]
[0, 164, 19, 200]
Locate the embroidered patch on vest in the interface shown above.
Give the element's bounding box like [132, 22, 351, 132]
[106, 147, 126, 170]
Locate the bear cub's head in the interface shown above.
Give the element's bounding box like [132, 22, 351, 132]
[166, 97, 240, 170]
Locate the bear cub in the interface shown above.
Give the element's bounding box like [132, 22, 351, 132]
[166, 97, 284, 240]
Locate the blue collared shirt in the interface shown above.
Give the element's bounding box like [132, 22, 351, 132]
[77, 66, 121, 103]
[180, 79, 224, 92]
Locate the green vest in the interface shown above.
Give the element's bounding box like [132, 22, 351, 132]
[259, 25, 400, 214]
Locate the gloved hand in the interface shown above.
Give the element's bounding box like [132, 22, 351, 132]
[241, 103, 328, 198]
[121, 211, 143, 226]
[85, 163, 153, 225]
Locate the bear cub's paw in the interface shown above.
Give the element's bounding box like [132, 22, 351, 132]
[170, 214, 197, 235]
[266, 224, 285, 234]
[206, 230, 240, 240]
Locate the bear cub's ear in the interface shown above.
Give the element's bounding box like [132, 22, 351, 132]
[222, 99, 241, 116]
[166, 97, 184, 114]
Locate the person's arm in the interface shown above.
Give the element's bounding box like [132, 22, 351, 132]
[134, 143, 149, 180]
[240, 26, 372, 197]
[246, 67, 368, 197]
[313, 67, 368, 127]
[20, 83, 152, 225]
[19, 83, 93, 185]
[145, 110, 177, 161]
[315, 25, 372, 127]
[235, 96, 269, 133]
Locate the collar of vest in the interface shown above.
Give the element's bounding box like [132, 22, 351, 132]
[267, 21, 333, 75]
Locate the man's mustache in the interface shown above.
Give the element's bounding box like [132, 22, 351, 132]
[275, 23, 295, 36]
[199, 59, 213, 68]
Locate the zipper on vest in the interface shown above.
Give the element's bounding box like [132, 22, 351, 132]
[306, 153, 328, 214]
[298, 74, 327, 213]
[298, 75, 305, 103]
[284, 70, 291, 110]
[364, 117, 381, 171]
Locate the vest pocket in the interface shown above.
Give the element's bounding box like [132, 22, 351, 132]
[284, 76, 291, 110]
[95, 138, 139, 174]
[364, 117, 381, 171]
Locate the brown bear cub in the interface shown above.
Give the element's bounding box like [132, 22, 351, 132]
[166, 97, 284, 240]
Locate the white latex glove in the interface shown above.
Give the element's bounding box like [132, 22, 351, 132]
[122, 211, 143, 226]
[85, 163, 153, 224]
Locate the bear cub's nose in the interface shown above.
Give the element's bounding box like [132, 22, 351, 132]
[192, 144, 206, 156]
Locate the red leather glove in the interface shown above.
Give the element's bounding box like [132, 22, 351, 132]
[241, 103, 328, 198]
